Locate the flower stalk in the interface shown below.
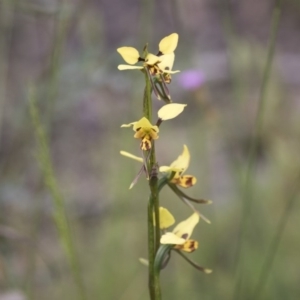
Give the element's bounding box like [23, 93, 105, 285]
[143, 70, 162, 299]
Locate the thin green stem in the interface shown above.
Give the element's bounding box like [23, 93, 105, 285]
[147, 196, 155, 300]
[150, 149, 160, 253]
[143, 73, 152, 120]
[44, 0, 69, 126]
[218, 0, 245, 106]
[144, 72, 161, 299]
[0, 0, 14, 145]
[29, 87, 87, 300]
[233, 0, 283, 299]
[252, 171, 300, 299]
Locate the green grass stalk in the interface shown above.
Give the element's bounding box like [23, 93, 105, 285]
[218, 0, 245, 106]
[233, 0, 283, 299]
[0, 0, 15, 152]
[252, 171, 300, 299]
[29, 87, 87, 300]
[43, 1, 82, 129]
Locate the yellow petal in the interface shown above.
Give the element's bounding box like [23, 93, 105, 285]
[160, 232, 185, 245]
[121, 122, 136, 128]
[120, 151, 143, 163]
[159, 166, 172, 173]
[145, 53, 161, 65]
[158, 33, 179, 54]
[117, 47, 140, 64]
[163, 69, 180, 74]
[118, 65, 144, 70]
[133, 118, 159, 135]
[158, 103, 187, 121]
[157, 53, 174, 71]
[172, 213, 199, 240]
[157, 53, 180, 73]
[159, 207, 175, 229]
[159, 166, 182, 173]
[133, 117, 152, 131]
[169, 145, 190, 174]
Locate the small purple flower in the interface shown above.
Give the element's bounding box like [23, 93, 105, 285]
[177, 69, 206, 90]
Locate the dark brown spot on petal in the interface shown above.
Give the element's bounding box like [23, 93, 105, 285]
[185, 177, 193, 186]
[136, 127, 141, 132]
[188, 241, 196, 250]
[181, 233, 188, 240]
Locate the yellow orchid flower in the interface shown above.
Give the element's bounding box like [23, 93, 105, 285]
[117, 33, 179, 72]
[117, 33, 180, 100]
[121, 117, 159, 151]
[159, 145, 197, 188]
[121, 104, 186, 150]
[160, 211, 200, 253]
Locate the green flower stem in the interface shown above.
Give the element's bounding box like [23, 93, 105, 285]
[143, 72, 161, 299]
[143, 72, 152, 121]
[147, 197, 155, 300]
[150, 144, 161, 253]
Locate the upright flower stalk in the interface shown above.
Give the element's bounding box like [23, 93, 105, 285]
[118, 33, 212, 300]
[144, 61, 161, 298]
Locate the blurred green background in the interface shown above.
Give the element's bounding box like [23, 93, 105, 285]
[0, 0, 300, 299]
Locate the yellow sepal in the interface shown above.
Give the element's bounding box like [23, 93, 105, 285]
[133, 117, 153, 131]
[158, 33, 179, 54]
[173, 213, 199, 240]
[117, 47, 140, 64]
[160, 232, 185, 245]
[158, 103, 187, 121]
[154, 207, 175, 229]
[120, 122, 136, 128]
[118, 65, 143, 70]
[157, 53, 180, 74]
[120, 151, 143, 163]
[145, 53, 161, 66]
[170, 145, 190, 174]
